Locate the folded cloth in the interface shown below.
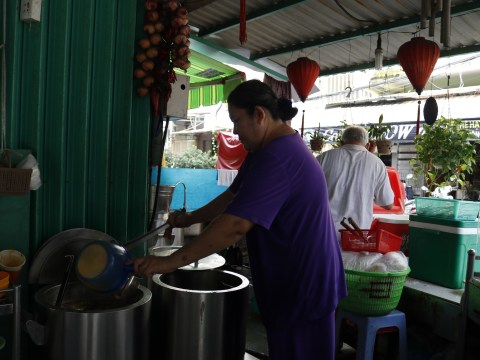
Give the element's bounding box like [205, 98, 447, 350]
[217, 169, 238, 186]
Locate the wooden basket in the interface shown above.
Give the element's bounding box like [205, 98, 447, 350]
[0, 150, 32, 195]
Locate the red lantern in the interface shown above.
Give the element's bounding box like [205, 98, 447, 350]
[397, 37, 440, 135]
[286, 57, 320, 136]
[397, 37, 440, 96]
[287, 57, 320, 102]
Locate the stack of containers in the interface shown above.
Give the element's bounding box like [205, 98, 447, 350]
[374, 214, 410, 253]
[338, 222, 410, 315]
[409, 197, 480, 289]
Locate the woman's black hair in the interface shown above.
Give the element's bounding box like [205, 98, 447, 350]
[227, 79, 298, 121]
[277, 98, 298, 121]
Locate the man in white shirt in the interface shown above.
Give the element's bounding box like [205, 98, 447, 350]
[317, 126, 394, 235]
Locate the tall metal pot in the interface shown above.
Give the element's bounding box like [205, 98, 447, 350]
[27, 282, 151, 360]
[151, 269, 249, 360]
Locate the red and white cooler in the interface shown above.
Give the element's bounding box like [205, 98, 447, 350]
[373, 214, 409, 239]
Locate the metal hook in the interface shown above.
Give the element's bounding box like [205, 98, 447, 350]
[345, 86, 352, 98]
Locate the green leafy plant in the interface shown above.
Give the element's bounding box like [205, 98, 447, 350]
[367, 114, 392, 140]
[410, 116, 477, 193]
[305, 123, 328, 141]
[165, 147, 217, 169]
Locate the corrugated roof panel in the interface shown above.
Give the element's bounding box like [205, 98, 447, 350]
[174, 49, 240, 83]
[186, 0, 480, 76]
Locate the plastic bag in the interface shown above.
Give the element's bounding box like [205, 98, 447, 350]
[376, 251, 409, 272]
[342, 250, 409, 273]
[342, 251, 383, 271]
[17, 154, 42, 190]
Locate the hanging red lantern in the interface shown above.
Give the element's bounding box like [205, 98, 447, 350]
[286, 57, 320, 136]
[397, 37, 440, 96]
[397, 37, 440, 135]
[287, 57, 320, 102]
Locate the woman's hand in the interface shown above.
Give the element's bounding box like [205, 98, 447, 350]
[167, 210, 192, 228]
[132, 255, 176, 277]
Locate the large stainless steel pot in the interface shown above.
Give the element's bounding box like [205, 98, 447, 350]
[27, 282, 151, 360]
[151, 269, 249, 360]
[27, 228, 153, 360]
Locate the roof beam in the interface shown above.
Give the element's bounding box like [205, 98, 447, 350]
[198, 0, 309, 37]
[190, 35, 288, 81]
[251, 2, 480, 61]
[320, 44, 480, 76]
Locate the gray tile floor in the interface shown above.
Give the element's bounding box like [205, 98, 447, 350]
[244, 312, 269, 359]
[230, 262, 357, 359]
[244, 310, 356, 360]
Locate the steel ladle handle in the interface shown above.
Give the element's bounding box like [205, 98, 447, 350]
[124, 222, 171, 251]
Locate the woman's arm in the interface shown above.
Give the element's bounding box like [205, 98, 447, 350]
[169, 189, 235, 227]
[133, 213, 253, 276]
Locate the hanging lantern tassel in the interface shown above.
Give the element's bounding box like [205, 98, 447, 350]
[239, 0, 247, 45]
[301, 110, 305, 137]
[416, 100, 421, 135]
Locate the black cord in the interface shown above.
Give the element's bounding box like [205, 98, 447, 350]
[334, 0, 375, 23]
[148, 114, 170, 231]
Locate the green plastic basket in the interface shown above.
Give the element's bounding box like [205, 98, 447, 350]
[339, 267, 410, 316]
[415, 197, 480, 221]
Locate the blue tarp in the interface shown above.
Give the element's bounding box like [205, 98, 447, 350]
[151, 168, 228, 211]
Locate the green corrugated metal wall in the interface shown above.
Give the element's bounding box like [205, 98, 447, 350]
[1, 0, 151, 253]
[188, 85, 224, 109]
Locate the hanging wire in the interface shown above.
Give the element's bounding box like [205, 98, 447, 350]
[383, 32, 390, 95]
[306, 47, 317, 59]
[368, 34, 372, 64]
[317, 46, 322, 94]
[1, 0, 7, 152]
[343, 40, 354, 123]
[447, 74, 451, 119]
[348, 40, 351, 66]
[386, 32, 390, 61]
[443, 56, 453, 120]
[333, 0, 375, 23]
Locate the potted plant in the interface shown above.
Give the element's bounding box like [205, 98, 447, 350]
[331, 120, 350, 148]
[306, 123, 328, 151]
[367, 114, 393, 155]
[410, 116, 477, 193]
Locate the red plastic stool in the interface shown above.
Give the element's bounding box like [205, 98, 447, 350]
[335, 309, 407, 360]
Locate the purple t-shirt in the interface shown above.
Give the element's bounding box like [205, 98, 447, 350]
[226, 133, 347, 328]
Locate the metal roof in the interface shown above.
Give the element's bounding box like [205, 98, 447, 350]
[184, 0, 480, 80]
[174, 49, 243, 85]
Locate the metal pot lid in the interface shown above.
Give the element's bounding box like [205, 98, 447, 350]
[149, 246, 225, 271]
[29, 228, 115, 285]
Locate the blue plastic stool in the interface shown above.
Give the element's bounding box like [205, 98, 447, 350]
[335, 309, 407, 360]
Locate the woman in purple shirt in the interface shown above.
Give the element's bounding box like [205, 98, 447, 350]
[134, 80, 347, 360]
